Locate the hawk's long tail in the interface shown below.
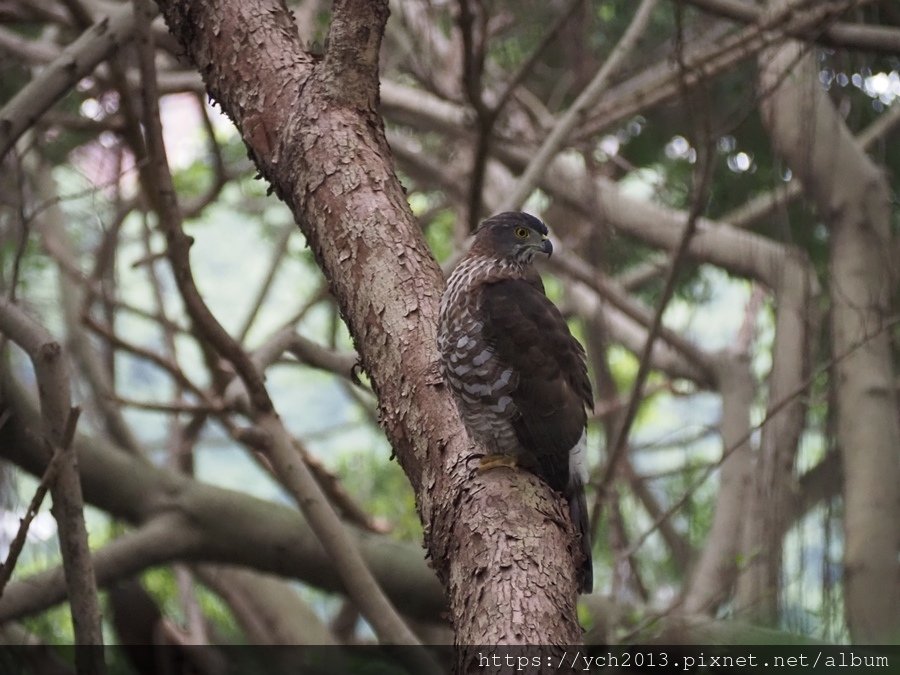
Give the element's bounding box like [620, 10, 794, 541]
[567, 482, 593, 594]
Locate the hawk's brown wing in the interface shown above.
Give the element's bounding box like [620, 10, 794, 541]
[479, 277, 592, 492]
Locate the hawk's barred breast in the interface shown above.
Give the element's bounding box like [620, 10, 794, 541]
[438, 255, 523, 455]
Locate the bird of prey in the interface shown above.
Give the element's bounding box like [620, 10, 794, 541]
[437, 211, 593, 593]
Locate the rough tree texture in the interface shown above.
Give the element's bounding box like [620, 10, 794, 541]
[759, 8, 900, 642]
[156, 0, 582, 657]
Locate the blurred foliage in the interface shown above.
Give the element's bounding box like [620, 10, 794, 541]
[335, 450, 422, 543]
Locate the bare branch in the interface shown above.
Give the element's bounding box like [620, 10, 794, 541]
[0, 408, 79, 598]
[0, 299, 104, 671]
[618, 313, 900, 564]
[499, 0, 659, 211]
[551, 251, 716, 385]
[677, 0, 900, 54]
[133, 0, 272, 415]
[236, 221, 295, 344]
[0, 392, 443, 624]
[0, 4, 145, 159]
[596, 145, 715, 520]
[573, 0, 868, 141]
[194, 566, 337, 645]
[758, 8, 900, 639]
[681, 352, 754, 614]
[29, 164, 143, 456]
[253, 413, 432, 654]
[460, 0, 582, 229]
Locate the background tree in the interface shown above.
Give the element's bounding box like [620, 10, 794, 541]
[0, 0, 898, 668]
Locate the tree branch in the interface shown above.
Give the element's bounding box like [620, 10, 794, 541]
[677, 0, 900, 54]
[758, 1, 900, 640]
[0, 385, 444, 624]
[321, 0, 389, 110]
[194, 565, 337, 645]
[499, 0, 659, 211]
[0, 408, 78, 597]
[0, 299, 104, 673]
[0, 3, 144, 159]
[573, 0, 868, 141]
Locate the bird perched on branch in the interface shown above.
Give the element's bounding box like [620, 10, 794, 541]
[437, 211, 593, 593]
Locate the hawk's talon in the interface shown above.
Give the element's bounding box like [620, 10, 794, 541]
[478, 453, 519, 472]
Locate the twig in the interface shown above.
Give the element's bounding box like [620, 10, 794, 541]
[182, 92, 231, 220]
[82, 316, 208, 401]
[278, 283, 330, 329]
[0, 408, 80, 598]
[285, 333, 359, 380]
[552, 252, 716, 384]
[609, 487, 650, 603]
[131, 0, 272, 415]
[301, 443, 389, 534]
[457, 0, 490, 229]
[492, 0, 582, 113]
[0, 298, 105, 673]
[459, 0, 580, 229]
[0, 4, 146, 159]
[109, 396, 224, 415]
[619, 313, 900, 562]
[38, 220, 187, 335]
[237, 220, 295, 344]
[499, 0, 659, 211]
[677, 0, 899, 54]
[6, 148, 30, 304]
[593, 142, 716, 519]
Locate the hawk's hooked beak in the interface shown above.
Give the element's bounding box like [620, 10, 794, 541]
[540, 236, 553, 257]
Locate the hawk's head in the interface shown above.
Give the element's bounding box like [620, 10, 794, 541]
[471, 212, 553, 263]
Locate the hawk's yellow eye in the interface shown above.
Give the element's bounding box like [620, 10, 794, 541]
[514, 227, 529, 239]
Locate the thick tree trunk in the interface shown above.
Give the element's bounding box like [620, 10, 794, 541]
[155, 0, 583, 655]
[758, 19, 900, 642]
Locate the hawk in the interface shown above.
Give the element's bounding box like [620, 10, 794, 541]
[437, 211, 593, 593]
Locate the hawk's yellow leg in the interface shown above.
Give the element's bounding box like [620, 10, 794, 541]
[478, 453, 519, 472]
